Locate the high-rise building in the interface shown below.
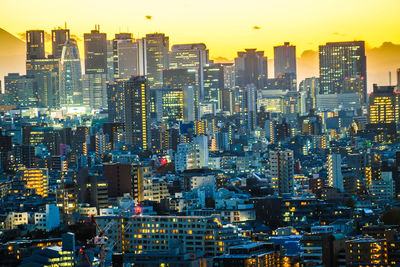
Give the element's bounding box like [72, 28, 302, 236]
[145, 33, 169, 89]
[396, 68, 400, 92]
[299, 77, 320, 114]
[26, 30, 45, 60]
[124, 76, 150, 150]
[274, 42, 296, 90]
[328, 153, 343, 191]
[169, 43, 209, 98]
[203, 64, 224, 109]
[238, 84, 257, 131]
[235, 49, 268, 89]
[270, 149, 294, 196]
[17, 168, 48, 197]
[113, 33, 138, 79]
[157, 86, 195, 122]
[59, 39, 82, 106]
[51, 28, 70, 59]
[26, 58, 59, 107]
[107, 79, 127, 123]
[4, 73, 36, 107]
[163, 68, 199, 120]
[82, 73, 107, 109]
[84, 26, 107, 74]
[319, 41, 367, 103]
[368, 84, 400, 124]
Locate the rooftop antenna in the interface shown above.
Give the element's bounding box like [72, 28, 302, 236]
[389, 71, 392, 86]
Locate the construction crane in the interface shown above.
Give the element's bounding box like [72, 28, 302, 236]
[79, 195, 141, 266]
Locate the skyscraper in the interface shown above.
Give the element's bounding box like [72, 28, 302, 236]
[4, 73, 36, 107]
[163, 68, 199, 120]
[368, 84, 400, 124]
[235, 49, 267, 89]
[299, 77, 320, 114]
[203, 64, 224, 109]
[82, 73, 107, 109]
[319, 41, 367, 103]
[145, 33, 169, 89]
[26, 58, 59, 107]
[84, 26, 107, 74]
[51, 28, 70, 59]
[124, 76, 150, 150]
[113, 33, 138, 79]
[107, 79, 127, 123]
[59, 39, 82, 106]
[169, 43, 209, 98]
[328, 153, 344, 191]
[270, 149, 294, 196]
[274, 42, 296, 90]
[26, 30, 45, 60]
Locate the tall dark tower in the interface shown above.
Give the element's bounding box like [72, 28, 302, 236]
[319, 41, 367, 103]
[84, 25, 107, 74]
[234, 49, 268, 89]
[145, 33, 169, 89]
[26, 30, 45, 60]
[52, 28, 70, 59]
[274, 42, 297, 90]
[124, 76, 150, 150]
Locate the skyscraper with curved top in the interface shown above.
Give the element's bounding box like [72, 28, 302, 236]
[59, 38, 82, 106]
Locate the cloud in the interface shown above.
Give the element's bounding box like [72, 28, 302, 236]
[332, 32, 346, 37]
[145, 15, 152, 20]
[211, 56, 233, 63]
[252, 26, 261, 30]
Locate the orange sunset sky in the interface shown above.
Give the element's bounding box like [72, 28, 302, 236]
[1, 0, 400, 90]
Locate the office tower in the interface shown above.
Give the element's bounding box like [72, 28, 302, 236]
[106, 40, 114, 82]
[51, 28, 70, 59]
[145, 33, 169, 89]
[0, 129, 12, 172]
[71, 127, 89, 155]
[223, 63, 235, 89]
[82, 73, 107, 109]
[299, 77, 320, 114]
[163, 68, 199, 120]
[368, 85, 400, 124]
[136, 38, 147, 76]
[26, 30, 45, 60]
[113, 33, 139, 79]
[84, 26, 107, 74]
[59, 39, 82, 106]
[397, 68, 400, 92]
[203, 64, 224, 109]
[274, 42, 297, 90]
[328, 154, 343, 191]
[270, 149, 294, 196]
[238, 84, 257, 131]
[4, 73, 36, 107]
[107, 79, 127, 123]
[17, 168, 48, 197]
[169, 43, 209, 98]
[221, 88, 234, 114]
[319, 41, 367, 103]
[157, 87, 194, 122]
[26, 58, 59, 107]
[235, 49, 268, 89]
[124, 76, 150, 150]
[56, 176, 78, 223]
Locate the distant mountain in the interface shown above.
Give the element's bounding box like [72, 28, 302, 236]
[0, 28, 25, 91]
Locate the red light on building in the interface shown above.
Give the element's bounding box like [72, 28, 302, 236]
[134, 206, 142, 214]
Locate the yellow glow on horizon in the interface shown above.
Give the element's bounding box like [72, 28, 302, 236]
[1, 0, 400, 60]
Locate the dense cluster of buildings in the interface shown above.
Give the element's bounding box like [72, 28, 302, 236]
[0, 26, 400, 266]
